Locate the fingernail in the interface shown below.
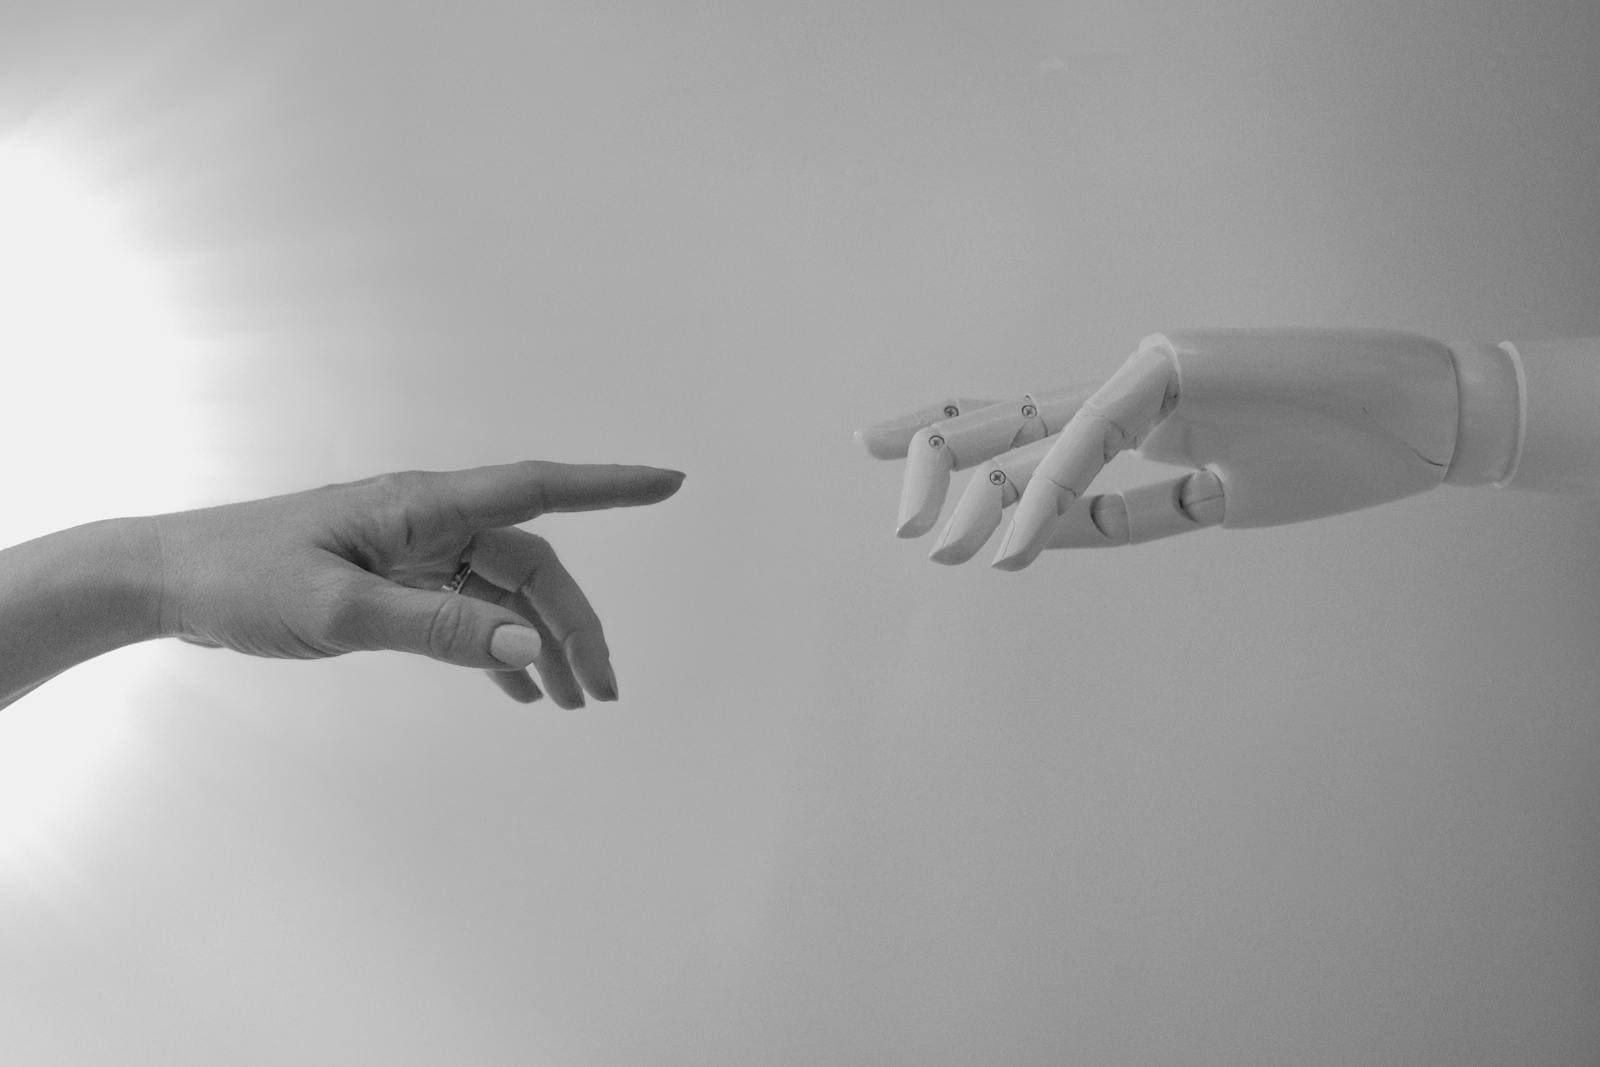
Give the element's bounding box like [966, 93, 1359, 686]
[597, 662, 619, 701]
[490, 625, 543, 667]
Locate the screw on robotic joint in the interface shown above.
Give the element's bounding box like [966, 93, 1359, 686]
[988, 470, 1007, 485]
[928, 434, 945, 449]
[1021, 404, 1037, 419]
[943, 404, 959, 418]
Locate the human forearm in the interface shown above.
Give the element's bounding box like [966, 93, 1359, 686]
[0, 516, 165, 709]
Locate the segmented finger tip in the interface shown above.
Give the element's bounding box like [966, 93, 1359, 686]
[856, 428, 903, 460]
[895, 513, 937, 539]
[991, 524, 1043, 571]
[895, 490, 945, 539]
[927, 520, 991, 565]
[931, 477, 1005, 564]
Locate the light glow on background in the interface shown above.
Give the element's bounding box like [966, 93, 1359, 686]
[1, 4, 1598, 1063]
[0, 132, 197, 868]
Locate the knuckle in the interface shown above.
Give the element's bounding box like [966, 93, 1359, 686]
[364, 471, 432, 548]
[518, 536, 558, 590]
[525, 472, 550, 516]
[370, 470, 429, 507]
[425, 595, 469, 660]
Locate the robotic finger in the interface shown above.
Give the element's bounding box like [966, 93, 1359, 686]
[894, 385, 1098, 538]
[853, 398, 1002, 460]
[996, 345, 1177, 569]
[927, 436, 1055, 564]
[1044, 470, 1225, 549]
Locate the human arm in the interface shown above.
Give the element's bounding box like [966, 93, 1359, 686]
[0, 517, 163, 709]
[0, 460, 685, 710]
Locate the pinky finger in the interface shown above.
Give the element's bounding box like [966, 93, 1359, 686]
[854, 398, 1004, 460]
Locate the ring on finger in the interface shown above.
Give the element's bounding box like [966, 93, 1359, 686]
[441, 561, 474, 594]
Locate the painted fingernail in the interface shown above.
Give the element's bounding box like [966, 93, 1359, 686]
[490, 625, 543, 668]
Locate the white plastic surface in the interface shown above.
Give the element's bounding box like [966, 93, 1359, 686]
[1039, 471, 1224, 549]
[1498, 338, 1600, 495]
[1137, 329, 1460, 527]
[870, 329, 1600, 562]
[1123, 476, 1204, 544]
[1442, 340, 1522, 487]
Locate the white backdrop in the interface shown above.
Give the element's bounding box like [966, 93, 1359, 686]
[2, 2, 1598, 1063]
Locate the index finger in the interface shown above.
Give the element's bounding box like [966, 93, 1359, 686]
[854, 398, 1003, 460]
[441, 461, 686, 529]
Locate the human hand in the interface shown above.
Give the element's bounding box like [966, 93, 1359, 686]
[858, 329, 1506, 570]
[149, 461, 685, 706]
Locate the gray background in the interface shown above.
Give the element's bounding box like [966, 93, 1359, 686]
[2, 2, 1598, 1063]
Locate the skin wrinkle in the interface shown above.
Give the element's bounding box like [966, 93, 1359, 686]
[425, 590, 469, 662]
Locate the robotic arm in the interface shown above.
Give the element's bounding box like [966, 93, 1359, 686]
[858, 329, 1600, 569]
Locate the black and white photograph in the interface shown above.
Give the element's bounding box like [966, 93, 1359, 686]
[2, 2, 1597, 1063]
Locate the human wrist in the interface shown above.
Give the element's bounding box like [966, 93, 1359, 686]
[0, 515, 168, 706]
[92, 515, 169, 646]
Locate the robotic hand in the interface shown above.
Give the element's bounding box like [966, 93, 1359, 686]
[858, 329, 1600, 570]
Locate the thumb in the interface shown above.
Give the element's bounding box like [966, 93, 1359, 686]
[337, 575, 544, 669]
